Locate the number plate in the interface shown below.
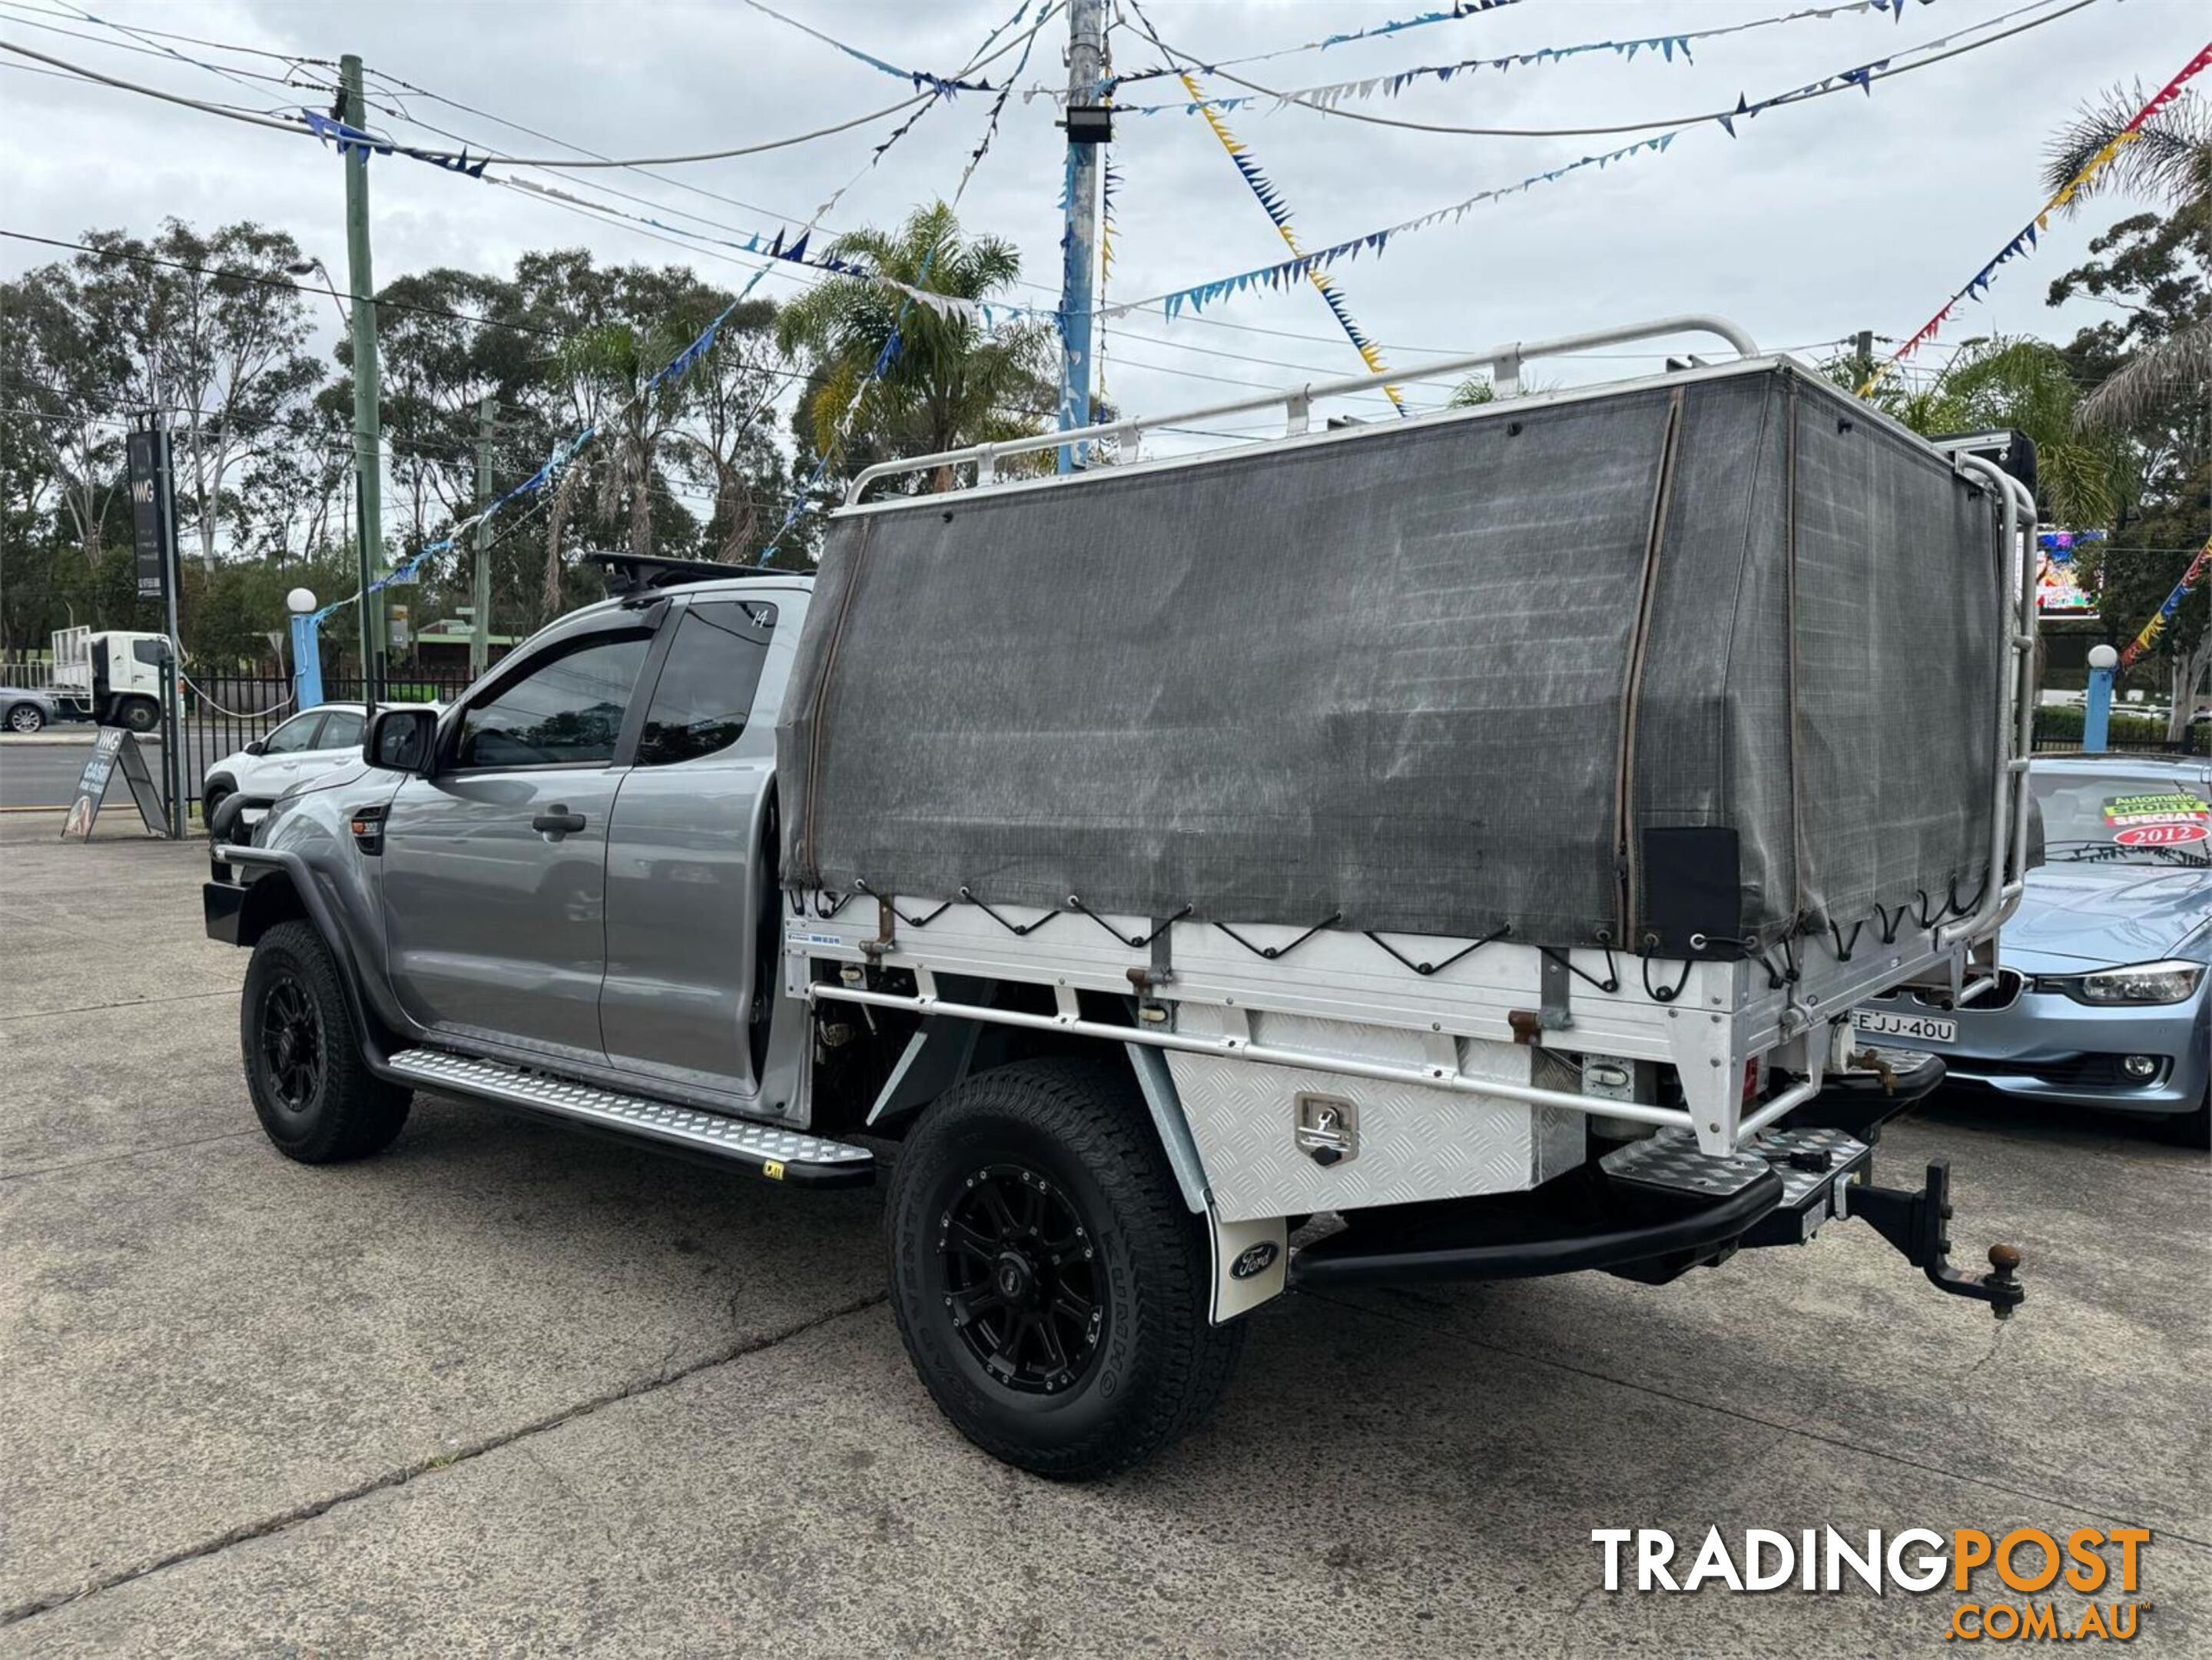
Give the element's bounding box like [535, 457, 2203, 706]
[1851, 1008, 1956, 1044]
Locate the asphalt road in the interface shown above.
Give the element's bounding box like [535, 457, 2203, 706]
[1, 819, 2206, 1655]
[0, 730, 228, 812]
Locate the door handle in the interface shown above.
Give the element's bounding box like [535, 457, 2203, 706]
[531, 806, 587, 837]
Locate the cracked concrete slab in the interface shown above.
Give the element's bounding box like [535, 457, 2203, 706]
[8, 1301, 2206, 1657]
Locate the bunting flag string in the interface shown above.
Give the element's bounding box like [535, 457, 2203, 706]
[1177, 67, 1405, 411]
[1103, 0, 1528, 90]
[301, 109, 489, 177]
[1861, 38, 2212, 397]
[754, 0, 1059, 564]
[2119, 534, 2212, 669]
[1097, 3, 2114, 325]
[1079, 0, 1924, 115]
[739, 0, 1002, 97]
[1097, 157, 1122, 413]
[310, 0, 1038, 622]
[1125, 128, 1680, 324]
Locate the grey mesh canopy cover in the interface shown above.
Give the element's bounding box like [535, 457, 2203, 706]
[779, 360, 2006, 954]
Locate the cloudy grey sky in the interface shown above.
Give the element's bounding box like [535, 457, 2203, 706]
[0, 0, 2200, 456]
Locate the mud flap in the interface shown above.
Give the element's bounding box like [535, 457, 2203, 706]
[1208, 1207, 1287, 1324]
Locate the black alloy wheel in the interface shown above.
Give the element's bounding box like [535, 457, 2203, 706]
[939, 1162, 1105, 1396]
[240, 920, 412, 1163]
[257, 974, 325, 1112]
[886, 1057, 1246, 1479]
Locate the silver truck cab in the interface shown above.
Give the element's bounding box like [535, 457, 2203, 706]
[207, 559, 821, 1147]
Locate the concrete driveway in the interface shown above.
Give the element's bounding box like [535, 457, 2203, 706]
[2, 818, 2206, 1656]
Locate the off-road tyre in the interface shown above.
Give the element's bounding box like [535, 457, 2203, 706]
[886, 1056, 1245, 1480]
[241, 920, 412, 1163]
[200, 781, 234, 830]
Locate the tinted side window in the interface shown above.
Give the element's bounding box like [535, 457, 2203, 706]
[635, 601, 777, 767]
[317, 709, 365, 750]
[132, 639, 166, 666]
[261, 712, 327, 755]
[457, 634, 650, 769]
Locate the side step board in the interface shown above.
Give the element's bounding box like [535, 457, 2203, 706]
[383, 1048, 875, 1187]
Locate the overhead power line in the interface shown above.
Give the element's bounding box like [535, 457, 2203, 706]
[0, 9, 1061, 170]
[0, 3, 314, 91]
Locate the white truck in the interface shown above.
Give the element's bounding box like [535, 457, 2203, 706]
[49, 625, 172, 730]
[204, 316, 2037, 1480]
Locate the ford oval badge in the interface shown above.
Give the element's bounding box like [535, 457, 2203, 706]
[1230, 1240, 1280, 1280]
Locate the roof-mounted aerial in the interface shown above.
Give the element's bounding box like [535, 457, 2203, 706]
[591, 552, 784, 599]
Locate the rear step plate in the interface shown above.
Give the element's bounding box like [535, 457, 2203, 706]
[1602, 1124, 1871, 1237]
[386, 1048, 874, 1187]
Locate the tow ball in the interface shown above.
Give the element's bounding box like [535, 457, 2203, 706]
[1849, 1157, 2025, 1321]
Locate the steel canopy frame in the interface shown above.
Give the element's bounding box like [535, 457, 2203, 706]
[844, 314, 1762, 503]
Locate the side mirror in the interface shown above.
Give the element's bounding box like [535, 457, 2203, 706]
[366, 706, 436, 775]
[243, 739, 268, 757]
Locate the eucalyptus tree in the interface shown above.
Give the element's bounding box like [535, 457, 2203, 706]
[71, 221, 327, 572]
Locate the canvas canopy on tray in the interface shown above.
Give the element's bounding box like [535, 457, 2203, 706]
[778, 360, 2007, 958]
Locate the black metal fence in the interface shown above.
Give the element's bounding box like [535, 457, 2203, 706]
[2030, 713, 2206, 757]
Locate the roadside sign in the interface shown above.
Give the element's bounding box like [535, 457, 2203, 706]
[61, 728, 166, 840]
[127, 427, 176, 603]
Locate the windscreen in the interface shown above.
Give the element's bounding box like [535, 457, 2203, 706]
[2030, 769, 2212, 868]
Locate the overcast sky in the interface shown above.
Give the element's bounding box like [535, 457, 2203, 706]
[1, 0, 2200, 458]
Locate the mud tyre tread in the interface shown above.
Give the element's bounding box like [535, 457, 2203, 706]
[886, 1056, 1244, 1480]
[241, 920, 411, 1163]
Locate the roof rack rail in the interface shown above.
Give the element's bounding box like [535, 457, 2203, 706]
[590, 552, 785, 598]
[844, 312, 1761, 505]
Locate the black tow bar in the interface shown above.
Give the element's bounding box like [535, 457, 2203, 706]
[1850, 1157, 2025, 1320]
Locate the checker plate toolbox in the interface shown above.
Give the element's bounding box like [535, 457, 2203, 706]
[776, 317, 2038, 1310]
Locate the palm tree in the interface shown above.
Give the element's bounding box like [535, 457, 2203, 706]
[2043, 85, 2211, 430]
[774, 201, 1056, 492]
[1851, 336, 2128, 531]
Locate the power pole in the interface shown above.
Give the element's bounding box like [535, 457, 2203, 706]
[470, 391, 496, 680]
[1055, 0, 1109, 473]
[1853, 328, 1875, 390]
[340, 53, 384, 703]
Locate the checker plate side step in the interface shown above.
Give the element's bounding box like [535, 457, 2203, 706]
[385, 1048, 874, 1187]
[1603, 1124, 1871, 1210]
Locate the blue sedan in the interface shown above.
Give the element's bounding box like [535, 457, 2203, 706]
[1853, 755, 2210, 1145]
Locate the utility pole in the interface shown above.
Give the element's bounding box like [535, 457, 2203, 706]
[1853, 328, 1875, 390]
[470, 391, 496, 680]
[1055, 0, 1109, 473]
[340, 53, 384, 703]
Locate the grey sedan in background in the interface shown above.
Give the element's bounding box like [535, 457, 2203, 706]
[1, 685, 81, 734]
[1854, 755, 2211, 1144]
